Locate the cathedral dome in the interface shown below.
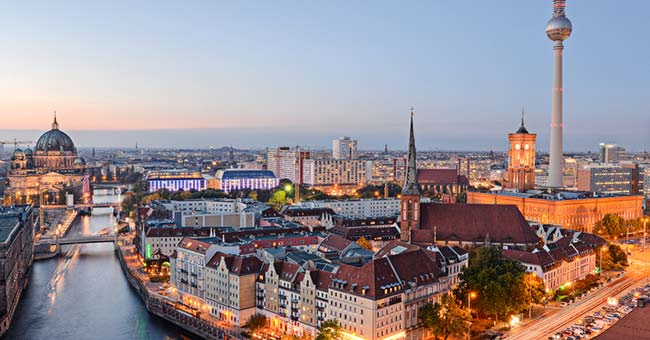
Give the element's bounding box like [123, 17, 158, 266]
[35, 116, 76, 152]
[23, 147, 33, 156]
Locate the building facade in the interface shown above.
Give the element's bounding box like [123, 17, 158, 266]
[467, 191, 643, 233]
[577, 164, 639, 195]
[146, 170, 206, 192]
[215, 169, 279, 193]
[0, 205, 35, 336]
[301, 159, 367, 187]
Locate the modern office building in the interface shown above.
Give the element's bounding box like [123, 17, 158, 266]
[214, 169, 279, 193]
[332, 136, 358, 160]
[599, 143, 625, 163]
[266, 146, 310, 183]
[577, 164, 639, 195]
[146, 170, 206, 192]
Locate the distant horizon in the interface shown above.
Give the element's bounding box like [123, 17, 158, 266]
[1, 126, 645, 153]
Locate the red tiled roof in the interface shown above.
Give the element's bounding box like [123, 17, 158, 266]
[178, 237, 211, 254]
[309, 270, 334, 291]
[319, 234, 354, 253]
[333, 258, 402, 299]
[414, 203, 539, 245]
[375, 240, 424, 258]
[273, 260, 301, 282]
[206, 252, 263, 275]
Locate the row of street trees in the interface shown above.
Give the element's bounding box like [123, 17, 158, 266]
[594, 214, 646, 238]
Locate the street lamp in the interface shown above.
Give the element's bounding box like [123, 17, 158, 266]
[467, 291, 477, 340]
[643, 217, 649, 252]
[599, 246, 608, 277]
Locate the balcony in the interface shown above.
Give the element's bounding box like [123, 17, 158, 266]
[180, 268, 188, 274]
[290, 315, 299, 321]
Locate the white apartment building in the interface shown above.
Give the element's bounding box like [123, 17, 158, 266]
[298, 198, 400, 218]
[333, 136, 358, 160]
[164, 198, 246, 214]
[302, 159, 367, 187]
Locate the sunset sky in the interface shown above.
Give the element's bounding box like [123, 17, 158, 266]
[0, 1, 648, 151]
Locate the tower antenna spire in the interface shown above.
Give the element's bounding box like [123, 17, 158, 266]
[521, 107, 525, 128]
[52, 111, 59, 130]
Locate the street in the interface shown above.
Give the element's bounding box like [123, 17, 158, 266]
[506, 250, 650, 340]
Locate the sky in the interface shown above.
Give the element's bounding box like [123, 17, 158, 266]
[0, 1, 648, 151]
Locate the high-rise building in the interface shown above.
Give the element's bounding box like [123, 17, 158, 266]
[506, 111, 536, 192]
[400, 109, 420, 242]
[577, 164, 640, 195]
[546, 0, 572, 187]
[332, 136, 357, 160]
[599, 143, 625, 163]
[266, 146, 310, 183]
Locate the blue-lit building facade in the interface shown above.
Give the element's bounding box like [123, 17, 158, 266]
[215, 169, 278, 193]
[146, 170, 206, 192]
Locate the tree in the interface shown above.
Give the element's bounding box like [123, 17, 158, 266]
[602, 243, 628, 270]
[454, 246, 530, 322]
[316, 319, 342, 340]
[268, 190, 288, 208]
[419, 294, 471, 340]
[248, 314, 268, 333]
[356, 236, 373, 251]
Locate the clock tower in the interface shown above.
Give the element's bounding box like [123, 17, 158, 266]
[507, 110, 536, 192]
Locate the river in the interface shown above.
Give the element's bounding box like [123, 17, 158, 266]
[4, 189, 201, 340]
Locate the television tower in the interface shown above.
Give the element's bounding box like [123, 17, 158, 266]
[546, 0, 572, 187]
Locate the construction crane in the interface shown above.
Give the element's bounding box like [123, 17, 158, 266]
[0, 139, 34, 153]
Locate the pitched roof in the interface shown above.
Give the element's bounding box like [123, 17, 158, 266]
[206, 252, 263, 275]
[319, 234, 355, 253]
[177, 237, 211, 254]
[332, 257, 402, 299]
[413, 203, 539, 245]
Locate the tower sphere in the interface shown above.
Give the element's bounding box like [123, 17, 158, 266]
[546, 16, 572, 41]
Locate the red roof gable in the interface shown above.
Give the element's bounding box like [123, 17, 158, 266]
[414, 203, 539, 245]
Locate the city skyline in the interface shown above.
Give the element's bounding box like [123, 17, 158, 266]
[1, 1, 648, 150]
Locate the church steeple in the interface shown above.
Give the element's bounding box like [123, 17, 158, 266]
[52, 111, 59, 130]
[399, 107, 421, 243]
[402, 107, 420, 196]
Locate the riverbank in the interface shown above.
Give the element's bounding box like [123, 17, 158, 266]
[115, 236, 237, 340]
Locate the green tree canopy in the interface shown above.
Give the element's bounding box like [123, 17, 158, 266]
[316, 319, 342, 340]
[454, 246, 531, 322]
[248, 313, 268, 332]
[419, 294, 471, 340]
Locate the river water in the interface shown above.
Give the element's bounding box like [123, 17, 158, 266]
[4, 189, 200, 340]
